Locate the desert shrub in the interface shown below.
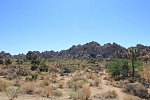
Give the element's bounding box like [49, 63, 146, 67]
[58, 81, 64, 89]
[13, 80, 21, 87]
[94, 78, 100, 86]
[6, 73, 18, 80]
[31, 74, 38, 80]
[107, 59, 130, 77]
[31, 65, 38, 71]
[16, 59, 23, 65]
[86, 73, 93, 79]
[16, 67, 30, 76]
[51, 77, 57, 83]
[67, 80, 72, 88]
[143, 66, 150, 83]
[5, 59, 12, 66]
[122, 83, 149, 99]
[68, 91, 79, 100]
[25, 76, 33, 82]
[79, 86, 91, 100]
[42, 87, 53, 97]
[50, 72, 57, 83]
[77, 80, 86, 88]
[0, 58, 4, 64]
[61, 65, 76, 73]
[31, 60, 40, 65]
[94, 90, 117, 99]
[103, 76, 108, 80]
[71, 81, 78, 91]
[0, 70, 7, 76]
[40, 80, 50, 87]
[89, 81, 95, 86]
[72, 75, 87, 82]
[87, 60, 96, 64]
[123, 95, 141, 100]
[134, 60, 143, 71]
[106, 90, 117, 99]
[63, 66, 71, 73]
[39, 65, 48, 72]
[21, 82, 35, 94]
[6, 87, 20, 100]
[52, 90, 62, 97]
[0, 81, 9, 92]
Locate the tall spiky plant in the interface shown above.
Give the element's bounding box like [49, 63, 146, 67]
[126, 48, 138, 77]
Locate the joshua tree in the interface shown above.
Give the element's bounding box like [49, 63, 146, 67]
[126, 48, 138, 77]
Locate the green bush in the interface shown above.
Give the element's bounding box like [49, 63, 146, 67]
[5, 59, 12, 66]
[87, 60, 96, 64]
[39, 65, 48, 72]
[31, 74, 38, 80]
[63, 67, 71, 73]
[16, 59, 23, 65]
[31, 65, 38, 71]
[0, 59, 4, 64]
[31, 60, 40, 65]
[107, 59, 130, 77]
[134, 60, 143, 71]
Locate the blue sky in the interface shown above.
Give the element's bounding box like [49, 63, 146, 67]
[0, 0, 150, 55]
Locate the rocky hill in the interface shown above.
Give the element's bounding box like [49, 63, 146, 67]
[1, 41, 150, 60]
[24, 41, 127, 60]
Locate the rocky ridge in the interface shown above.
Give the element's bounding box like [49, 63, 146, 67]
[1, 41, 150, 60]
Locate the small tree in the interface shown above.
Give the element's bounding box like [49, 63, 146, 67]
[126, 48, 138, 77]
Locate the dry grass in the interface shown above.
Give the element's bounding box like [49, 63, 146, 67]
[86, 73, 93, 79]
[79, 85, 91, 100]
[58, 81, 64, 89]
[94, 77, 100, 86]
[143, 66, 150, 82]
[93, 90, 117, 99]
[39, 80, 50, 87]
[42, 86, 53, 97]
[77, 80, 86, 88]
[52, 90, 62, 97]
[0, 81, 9, 92]
[123, 94, 141, 100]
[21, 82, 36, 94]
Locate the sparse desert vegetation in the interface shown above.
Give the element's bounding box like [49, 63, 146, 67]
[0, 42, 150, 100]
[0, 50, 150, 100]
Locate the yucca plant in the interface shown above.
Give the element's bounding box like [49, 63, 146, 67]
[126, 48, 138, 77]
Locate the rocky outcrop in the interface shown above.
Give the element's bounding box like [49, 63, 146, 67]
[26, 51, 41, 60]
[55, 41, 127, 59]
[0, 51, 12, 58]
[25, 41, 127, 59]
[2, 41, 150, 60]
[13, 53, 26, 59]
